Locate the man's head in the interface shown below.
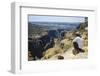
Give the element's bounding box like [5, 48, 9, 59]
[75, 32, 81, 37]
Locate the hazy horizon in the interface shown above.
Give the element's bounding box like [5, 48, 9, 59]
[28, 15, 86, 23]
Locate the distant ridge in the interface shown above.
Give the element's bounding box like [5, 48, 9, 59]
[28, 22, 82, 36]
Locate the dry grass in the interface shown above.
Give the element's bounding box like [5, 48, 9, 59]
[42, 30, 88, 60]
[42, 46, 64, 59]
[60, 39, 72, 50]
[28, 28, 88, 60]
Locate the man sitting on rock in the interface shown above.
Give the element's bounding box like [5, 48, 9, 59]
[72, 32, 85, 55]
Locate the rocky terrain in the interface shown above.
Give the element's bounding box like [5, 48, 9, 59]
[42, 30, 88, 60]
[28, 22, 88, 61]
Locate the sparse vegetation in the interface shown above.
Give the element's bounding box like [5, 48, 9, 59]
[28, 21, 88, 60]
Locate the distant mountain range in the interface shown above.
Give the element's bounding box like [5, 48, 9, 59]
[30, 22, 80, 30]
[28, 22, 81, 36]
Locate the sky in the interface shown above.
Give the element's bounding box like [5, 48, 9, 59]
[28, 15, 86, 23]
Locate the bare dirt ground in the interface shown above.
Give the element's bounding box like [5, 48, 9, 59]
[49, 47, 88, 60]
